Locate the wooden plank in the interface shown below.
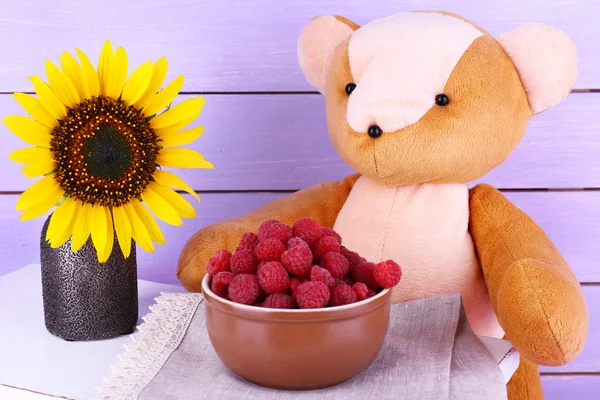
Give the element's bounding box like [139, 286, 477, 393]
[1, 93, 599, 191]
[0, 192, 283, 285]
[0, 0, 599, 91]
[0, 190, 598, 282]
[0, 190, 598, 372]
[542, 375, 600, 400]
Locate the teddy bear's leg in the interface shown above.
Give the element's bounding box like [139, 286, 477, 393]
[469, 184, 588, 367]
[507, 356, 543, 400]
[177, 174, 360, 291]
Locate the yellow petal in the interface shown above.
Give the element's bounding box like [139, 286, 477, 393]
[16, 174, 60, 211]
[90, 205, 108, 258]
[156, 148, 214, 169]
[46, 197, 78, 248]
[76, 49, 100, 97]
[153, 114, 198, 137]
[121, 61, 153, 106]
[98, 41, 113, 96]
[112, 206, 132, 258]
[152, 170, 199, 202]
[71, 201, 92, 252]
[148, 182, 195, 219]
[143, 75, 184, 117]
[20, 187, 64, 221]
[99, 210, 114, 263]
[130, 199, 166, 245]
[46, 59, 80, 107]
[158, 125, 204, 147]
[29, 75, 67, 120]
[124, 202, 154, 252]
[12, 93, 57, 128]
[3, 116, 51, 148]
[107, 46, 128, 99]
[140, 185, 182, 226]
[9, 147, 52, 164]
[22, 157, 55, 178]
[60, 52, 89, 99]
[150, 97, 205, 130]
[134, 57, 168, 109]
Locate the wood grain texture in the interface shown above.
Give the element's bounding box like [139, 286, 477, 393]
[0, 190, 598, 375]
[0, 190, 598, 282]
[0, 192, 283, 284]
[1, 92, 599, 191]
[0, 0, 599, 92]
[541, 375, 600, 399]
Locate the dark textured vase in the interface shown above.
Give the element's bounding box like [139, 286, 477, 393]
[40, 216, 138, 341]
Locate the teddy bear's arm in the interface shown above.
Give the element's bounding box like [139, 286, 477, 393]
[468, 183, 588, 366]
[177, 173, 361, 291]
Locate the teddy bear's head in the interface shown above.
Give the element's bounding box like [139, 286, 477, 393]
[298, 11, 577, 186]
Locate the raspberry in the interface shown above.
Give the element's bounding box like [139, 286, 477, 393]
[289, 278, 302, 293]
[351, 261, 380, 291]
[254, 238, 286, 261]
[207, 249, 232, 277]
[287, 237, 310, 250]
[312, 236, 341, 260]
[343, 276, 354, 285]
[263, 293, 296, 309]
[210, 271, 234, 298]
[281, 245, 313, 276]
[292, 217, 321, 246]
[367, 290, 377, 298]
[374, 260, 402, 288]
[258, 219, 293, 244]
[352, 282, 369, 301]
[320, 252, 349, 279]
[257, 261, 290, 294]
[316, 227, 342, 244]
[341, 246, 366, 269]
[296, 281, 330, 309]
[228, 274, 261, 305]
[230, 250, 259, 275]
[310, 265, 336, 289]
[236, 232, 259, 252]
[330, 284, 358, 306]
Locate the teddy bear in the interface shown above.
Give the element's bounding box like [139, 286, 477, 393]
[177, 10, 588, 399]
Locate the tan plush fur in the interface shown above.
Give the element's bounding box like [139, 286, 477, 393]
[178, 11, 588, 398]
[469, 184, 588, 366]
[177, 174, 359, 291]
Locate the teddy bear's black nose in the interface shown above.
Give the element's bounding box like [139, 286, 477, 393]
[368, 125, 383, 138]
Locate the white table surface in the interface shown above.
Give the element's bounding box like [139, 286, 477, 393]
[0, 264, 187, 400]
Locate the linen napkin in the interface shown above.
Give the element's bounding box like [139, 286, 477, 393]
[94, 293, 511, 400]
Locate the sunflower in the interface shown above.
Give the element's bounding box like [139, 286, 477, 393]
[4, 40, 212, 263]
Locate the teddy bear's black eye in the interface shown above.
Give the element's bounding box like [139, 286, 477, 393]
[345, 83, 357, 95]
[435, 94, 449, 106]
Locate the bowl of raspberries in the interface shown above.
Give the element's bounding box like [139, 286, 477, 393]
[201, 217, 402, 390]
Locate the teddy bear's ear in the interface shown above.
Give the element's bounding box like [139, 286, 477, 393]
[498, 24, 577, 115]
[298, 16, 358, 93]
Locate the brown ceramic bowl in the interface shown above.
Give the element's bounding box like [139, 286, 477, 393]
[202, 274, 392, 390]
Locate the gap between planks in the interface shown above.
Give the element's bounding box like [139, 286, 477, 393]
[0, 188, 598, 196]
[541, 372, 600, 376]
[0, 89, 598, 95]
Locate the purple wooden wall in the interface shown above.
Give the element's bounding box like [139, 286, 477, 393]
[0, 0, 598, 395]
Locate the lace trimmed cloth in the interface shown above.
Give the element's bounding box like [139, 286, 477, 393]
[93, 293, 513, 400]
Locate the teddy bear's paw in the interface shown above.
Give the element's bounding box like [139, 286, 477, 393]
[496, 258, 588, 366]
